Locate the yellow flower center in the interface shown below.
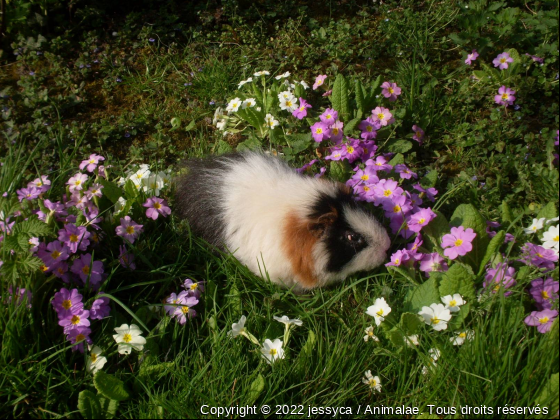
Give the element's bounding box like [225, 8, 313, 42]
[326, 114, 332, 119]
[74, 180, 81, 186]
[454, 239, 463, 247]
[449, 300, 457, 307]
[363, 186, 370, 191]
[367, 330, 374, 337]
[500, 58, 506, 63]
[82, 265, 90, 275]
[190, 283, 198, 291]
[269, 348, 277, 356]
[553, 235, 559, 242]
[459, 332, 466, 339]
[62, 299, 72, 310]
[299, 106, 305, 111]
[541, 291, 550, 300]
[419, 218, 426, 224]
[394, 258, 400, 265]
[388, 88, 394, 94]
[126, 226, 135, 235]
[393, 205, 401, 213]
[377, 113, 385, 120]
[383, 189, 392, 197]
[347, 146, 354, 154]
[539, 317, 549, 324]
[537, 253, 544, 258]
[181, 306, 190, 314]
[70, 234, 79, 242]
[366, 126, 373, 132]
[37, 182, 43, 186]
[369, 378, 377, 387]
[76, 334, 86, 342]
[286, 101, 293, 107]
[376, 309, 384, 316]
[91, 353, 98, 362]
[123, 333, 132, 343]
[361, 175, 369, 181]
[40, 265, 49, 272]
[494, 284, 501, 292]
[153, 202, 162, 209]
[51, 250, 61, 259]
[501, 93, 509, 100]
[315, 128, 323, 134]
[332, 128, 339, 135]
[71, 315, 81, 325]
[432, 317, 440, 325]
[89, 159, 96, 164]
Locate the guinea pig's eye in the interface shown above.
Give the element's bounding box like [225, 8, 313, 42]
[346, 232, 364, 244]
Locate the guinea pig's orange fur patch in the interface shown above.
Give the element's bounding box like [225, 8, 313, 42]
[282, 212, 319, 288]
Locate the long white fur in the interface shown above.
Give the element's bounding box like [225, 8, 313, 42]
[205, 153, 390, 290]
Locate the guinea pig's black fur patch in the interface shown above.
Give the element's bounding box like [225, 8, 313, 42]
[308, 190, 369, 273]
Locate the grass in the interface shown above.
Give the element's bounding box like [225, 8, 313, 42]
[0, 0, 559, 418]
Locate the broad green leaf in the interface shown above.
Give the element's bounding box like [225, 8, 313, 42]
[404, 275, 440, 313]
[18, 254, 43, 274]
[97, 395, 119, 419]
[354, 79, 366, 115]
[388, 153, 404, 166]
[385, 139, 413, 154]
[536, 202, 557, 220]
[329, 160, 350, 183]
[420, 170, 438, 189]
[0, 260, 19, 281]
[78, 390, 102, 419]
[94, 371, 130, 402]
[12, 215, 51, 237]
[301, 330, 316, 357]
[400, 312, 423, 335]
[123, 179, 139, 200]
[343, 117, 361, 136]
[439, 262, 476, 302]
[98, 178, 124, 204]
[388, 327, 405, 348]
[501, 200, 513, 223]
[449, 204, 489, 271]
[330, 74, 350, 120]
[477, 231, 505, 276]
[447, 302, 470, 330]
[246, 374, 265, 405]
[535, 373, 559, 415]
[184, 120, 196, 132]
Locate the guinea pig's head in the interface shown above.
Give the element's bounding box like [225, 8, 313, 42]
[308, 186, 391, 286]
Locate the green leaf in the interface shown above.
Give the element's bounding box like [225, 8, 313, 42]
[385, 139, 412, 154]
[420, 170, 438, 189]
[404, 275, 440, 313]
[184, 120, 196, 132]
[18, 254, 43, 274]
[421, 210, 449, 251]
[439, 262, 476, 302]
[93, 371, 130, 402]
[447, 302, 470, 330]
[123, 179, 139, 200]
[449, 204, 489, 271]
[387, 327, 405, 348]
[97, 179, 123, 204]
[388, 153, 404, 166]
[535, 373, 559, 415]
[301, 330, 316, 357]
[12, 215, 51, 237]
[387, 266, 418, 285]
[354, 79, 366, 115]
[501, 200, 513, 224]
[0, 260, 19, 282]
[97, 395, 119, 419]
[3, 234, 31, 253]
[78, 390, 102, 419]
[400, 312, 423, 335]
[343, 117, 361, 136]
[477, 231, 505, 276]
[246, 374, 265, 405]
[536, 202, 557, 220]
[329, 160, 350, 183]
[330, 74, 350, 120]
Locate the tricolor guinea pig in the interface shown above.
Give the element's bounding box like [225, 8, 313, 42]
[174, 152, 391, 292]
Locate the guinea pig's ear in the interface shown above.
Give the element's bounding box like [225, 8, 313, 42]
[307, 209, 338, 238]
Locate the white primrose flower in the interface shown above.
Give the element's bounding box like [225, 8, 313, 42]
[157, 171, 172, 186]
[216, 119, 227, 131]
[264, 114, 279, 129]
[362, 371, 382, 393]
[441, 294, 466, 313]
[86, 345, 107, 374]
[112, 324, 147, 355]
[275, 71, 290, 80]
[238, 77, 253, 89]
[278, 90, 295, 101]
[546, 217, 559, 224]
[418, 303, 452, 331]
[228, 315, 247, 338]
[279, 96, 298, 112]
[405, 335, 419, 347]
[299, 80, 309, 89]
[131, 167, 151, 183]
[541, 225, 559, 253]
[114, 197, 128, 215]
[366, 297, 392, 326]
[273, 315, 303, 327]
[143, 174, 165, 196]
[226, 97, 242, 113]
[523, 218, 546, 234]
[363, 326, 379, 342]
[242, 98, 257, 109]
[212, 107, 224, 125]
[261, 339, 284, 364]
[450, 330, 474, 346]
[254, 70, 270, 77]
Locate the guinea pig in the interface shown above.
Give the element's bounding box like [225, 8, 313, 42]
[174, 152, 391, 292]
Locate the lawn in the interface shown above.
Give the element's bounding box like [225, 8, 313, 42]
[0, 0, 558, 418]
